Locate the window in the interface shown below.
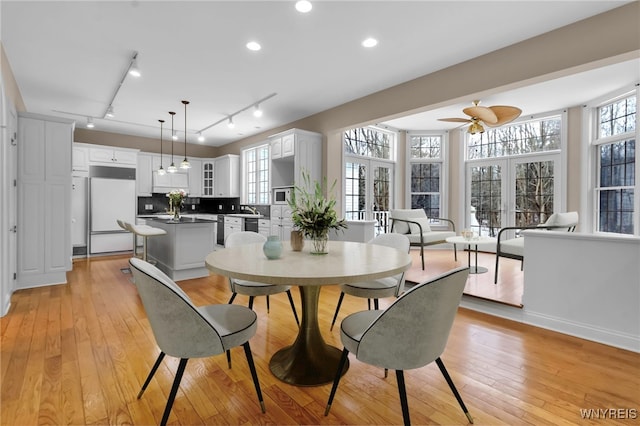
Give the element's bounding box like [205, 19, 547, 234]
[409, 134, 444, 219]
[594, 94, 637, 234]
[468, 116, 561, 159]
[242, 143, 270, 204]
[343, 126, 395, 234]
[465, 114, 563, 235]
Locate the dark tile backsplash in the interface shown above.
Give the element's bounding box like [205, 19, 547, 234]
[138, 195, 270, 217]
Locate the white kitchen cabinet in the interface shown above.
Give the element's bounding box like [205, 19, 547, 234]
[187, 158, 202, 197]
[269, 129, 322, 191]
[270, 205, 293, 242]
[214, 154, 239, 197]
[89, 146, 137, 166]
[71, 176, 87, 248]
[201, 160, 215, 197]
[17, 113, 73, 288]
[152, 170, 189, 193]
[258, 219, 271, 237]
[72, 145, 89, 173]
[224, 216, 243, 243]
[136, 153, 153, 196]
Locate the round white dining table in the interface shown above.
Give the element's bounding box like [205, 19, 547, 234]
[205, 240, 412, 386]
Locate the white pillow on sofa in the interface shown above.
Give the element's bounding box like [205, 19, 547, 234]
[409, 217, 431, 234]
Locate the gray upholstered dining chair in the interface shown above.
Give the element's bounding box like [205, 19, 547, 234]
[329, 233, 410, 330]
[494, 211, 578, 284]
[128, 257, 266, 426]
[325, 267, 473, 426]
[224, 231, 300, 326]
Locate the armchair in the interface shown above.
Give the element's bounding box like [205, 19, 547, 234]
[494, 211, 578, 284]
[390, 209, 457, 270]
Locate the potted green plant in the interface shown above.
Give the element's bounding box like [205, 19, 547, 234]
[288, 172, 347, 254]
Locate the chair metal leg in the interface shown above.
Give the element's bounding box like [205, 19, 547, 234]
[453, 243, 458, 261]
[494, 255, 500, 284]
[420, 245, 425, 270]
[137, 351, 165, 399]
[435, 357, 474, 424]
[285, 290, 300, 326]
[226, 349, 232, 369]
[243, 342, 266, 413]
[160, 358, 188, 426]
[228, 293, 237, 304]
[324, 348, 349, 416]
[266, 295, 270, 313]
[330, 292, 345, 331]
[396, 370, 411, 426]
[248, 296, 255, 310]
[374, 298, 379, 310]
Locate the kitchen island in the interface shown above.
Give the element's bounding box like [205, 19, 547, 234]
[145, 217, 216, 280]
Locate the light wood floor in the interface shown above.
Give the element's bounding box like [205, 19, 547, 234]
[404, 248, 524, 307]
[2, 254, 638, 425]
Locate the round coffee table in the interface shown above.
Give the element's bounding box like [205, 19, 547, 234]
[446, 236, 496, 274]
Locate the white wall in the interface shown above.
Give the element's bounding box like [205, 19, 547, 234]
[462, 231, 640, 353]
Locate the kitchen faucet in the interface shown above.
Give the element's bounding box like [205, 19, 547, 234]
[243, 205, 258, 215]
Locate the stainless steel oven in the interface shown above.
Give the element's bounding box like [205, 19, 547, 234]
[244, 217, 259, 233]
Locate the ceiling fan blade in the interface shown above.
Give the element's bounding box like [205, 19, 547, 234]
[438, 117, 472, 123]
[462, 105, 498, 124]
[489, 105, 522, 125]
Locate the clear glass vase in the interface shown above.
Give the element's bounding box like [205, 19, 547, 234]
[311, 231, 328, 254]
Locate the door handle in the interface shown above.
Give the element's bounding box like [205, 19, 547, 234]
[9, 226, 17, 233]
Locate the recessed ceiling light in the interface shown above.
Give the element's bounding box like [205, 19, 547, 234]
[362, 37, 378, 48]
[246, 41, 261, 51]
[295, 1, 312, 13]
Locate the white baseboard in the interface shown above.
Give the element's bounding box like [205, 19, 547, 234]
[460, 295, 640, 353]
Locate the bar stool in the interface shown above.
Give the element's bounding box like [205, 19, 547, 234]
[124, 222, 167, 262]
[117, 219, 140, 257]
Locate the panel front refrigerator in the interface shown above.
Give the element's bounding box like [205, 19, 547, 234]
[89, 166, 136, 254]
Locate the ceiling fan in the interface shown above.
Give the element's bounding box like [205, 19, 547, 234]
[438, 100, 522, 134]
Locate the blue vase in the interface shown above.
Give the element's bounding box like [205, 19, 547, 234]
[263, 235, 283, 259]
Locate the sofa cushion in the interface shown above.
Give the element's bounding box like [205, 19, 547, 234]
[542, 211, 579, 230]
[405, 230, 455, 245]
[391, 209, 427, 235]
[409, 217, 431, 234]
[500, 237, 524, 256]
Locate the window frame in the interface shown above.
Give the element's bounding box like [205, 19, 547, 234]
[241, 142, 271, 205]
[587, 88, 639, 235]
[406, 131, 450, 227]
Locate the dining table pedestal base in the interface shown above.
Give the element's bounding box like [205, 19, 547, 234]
[269, 286, 349, 386]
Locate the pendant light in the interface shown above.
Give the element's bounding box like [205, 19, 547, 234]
[180, 100, 191, 169]
[167, 111, 177, 173]
[157, 119, 166, 176]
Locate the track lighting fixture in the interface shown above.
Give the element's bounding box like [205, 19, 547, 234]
[197, 93, 277, 134]
[128, 53, 141, 77]
[158, 119, 166, 176]
[86, 117, 95, 128]
[103, 51, 141, 119]
[180, 100, 191, 169]
[168, 111, 177, 173]
[197, 132, 205, 142]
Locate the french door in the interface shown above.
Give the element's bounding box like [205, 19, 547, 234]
[344, 158, 394, 234]
[466, 153, 561, 238]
